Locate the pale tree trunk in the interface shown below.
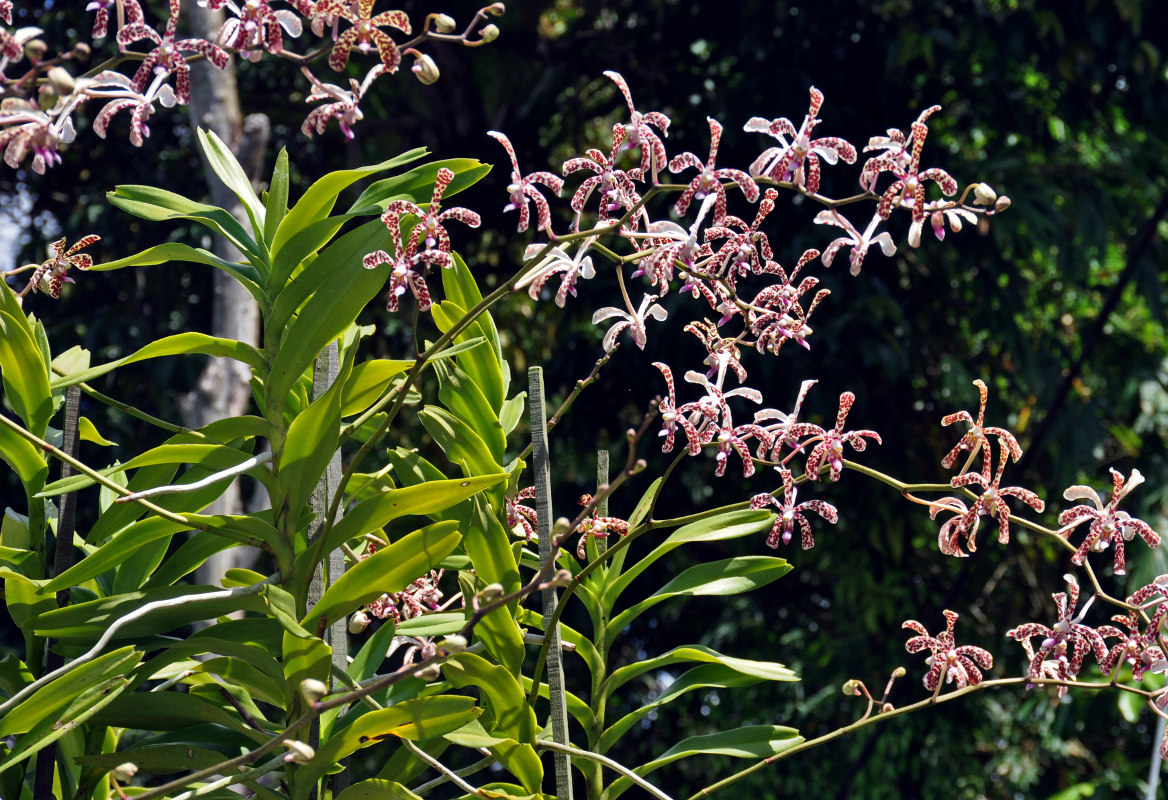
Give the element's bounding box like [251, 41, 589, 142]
[181, 5, 269, 586]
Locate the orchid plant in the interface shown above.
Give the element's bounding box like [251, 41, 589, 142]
[0, 4, 1166, 800]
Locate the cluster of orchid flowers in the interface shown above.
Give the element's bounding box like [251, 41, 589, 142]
[0, 0, 503, 173]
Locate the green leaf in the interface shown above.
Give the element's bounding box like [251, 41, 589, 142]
[78, 416, 117, 447]
[41, 442, 263, 497]
[263, 147, 290, 246]
[346, 159, 492, 214]
[0, 647, 140, 736]
[499, 392, 526, 437]
[304, 521, 462, 630]
[317, 473, 504, 557]
[0, 675, 132, 776]
[265, 218, 392, 410]
[197, 128, 266, 243]
[74, 744, 227, 775]
[604, 509, 774, 606]
[0, 309, 53, 437]
[605, 644, 796, 697]
[347, 617, 397, 683]
[49, 332, 264, 390]
[91, 242, 264, 306]
[107, 184, 263, 267]
[607, 556, 791, 637]
[601, 662, 790, 751]
[435, 361, 505, 461]
[293, 696, 480, 797]
[396, 612, 464, 638]
[341, 359, 414, 417]
[418, 406, 503, 480]
[334, 780, 422, 800]
[90, 691, 269, 743]
[606, 725, 804, 800]
[33, 585, 271, 640]
[0, 420, 48, 489]
[431, 300, 504, 415]
[279, 344, 354, 526]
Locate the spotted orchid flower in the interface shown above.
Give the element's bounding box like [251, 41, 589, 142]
[910, 201, 978, 248]
[516, 237, 596, 307]
[207, 0, 303, 61]
[488, 131, 563, 234]
[653, 362, 703, 456]
[1007, 576, 1107, 695]
[904, 609, 993, 691]
[386, 167, 482, 254]
[814, 209, 896, 277]
[865, 119, 958, 223]
[575, 494, 630, 559]
[705, 188, 778, 285]
[315, 0, 410, 72]
[300, 64, 385, 141]
[19, 235, 101, 299]
[117, 0, 229, 104]
[684, 319, 747, 385]
[744, 87, 856, 195]
[506, 487, 538, 543]
[593, 292, 668, 352]
[563, 124, 641, 231]
[749, 286, 831, 356]
[91, 71, 178, 147]
[945, 437, 1044, 552]
[754, 378, 818, 462]
[625, 193, 716, 295]
[668, 117, 759, 226]
[87, 0, 143, 39]
[940, 379, 1021, 473]
[363, 209, 451, 312]
[859, 105, 941, 191]
[678, 370, 769, 478]
[752, 467, 838, 549]
[0, 100, 76, 174]
[1098, 607, 1168, 681]
[749, 249, 822, 321]
[0, 2, 11, 25]
[787, 391, 881, 482]
[604, 70, 671, 183]
[1059, 468, 1161, 575]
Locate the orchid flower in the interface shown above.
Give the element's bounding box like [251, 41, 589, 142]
[815, 208, 896, 276]
[744, 87, 856, 194]
[593, 292, 668, 352]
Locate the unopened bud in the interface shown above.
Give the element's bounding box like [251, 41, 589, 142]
[349, 609, 371, 635]
[112, 762, 138, 783]
[891, 667, 907, 679]
[972, 183, 997, 206]
[631, 458, 647, 474]
[477, 583, 504, 603]
[37, 84, 57, 111]
[441, 634, 468, 653]
[480, 23, 499, 43]
[552, 517, 571, 538]
[47, 66, 74, 95]
[881, 702, 894, 713]
[300, 678, 328, 704]
[411, 53, 440, 85]
[24, 39, 47, 61]
[414, 662, 441, 681]
[485, 3, 505, 15]
[994, 195, 1011, 213]
[433, 13, 456, 32]
[842, 679, 860, 696]
[72, 42, 91, 59]
[552, 569, 573, 587]
[283, 740, 315, 765]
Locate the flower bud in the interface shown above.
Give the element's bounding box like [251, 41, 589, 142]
[433, 13, 457, 32]
[891, 666, 906, 679]
[881, 702, 894, 713]
[411, 53, 440, 85]
[972, 182, 997, 206]
[24, 38, 47, 62]
[441, 634, 468, 653]
[414, 662, 441, 681]
[283, 741, 315, 765]
[349, 609, 370, 635]
[631, 458, 647, 474]
[480, 23, 500, 43]
[37, 83, 58, 111]
[299, 678, 328, 704]
[112, 763, 138, 783]
[485, 3, 505, 15]
[72, 42, 91, 59]
[47, 66, 74, 95]
[552, 568, 573, 587]
[994, 195, 1012, 213]
[477, 583, 504, 603]
[842, 679, 861, 696]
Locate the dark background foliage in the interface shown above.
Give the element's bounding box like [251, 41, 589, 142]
[4, 1, 1168, 797]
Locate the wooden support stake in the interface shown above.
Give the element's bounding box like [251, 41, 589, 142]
[529, 367, 574, 800]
